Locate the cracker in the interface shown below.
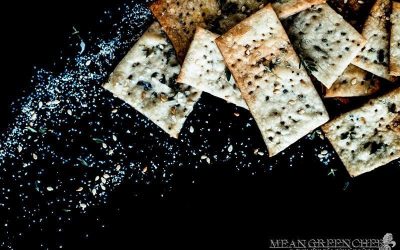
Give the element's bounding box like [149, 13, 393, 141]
[177, 27, 247, 109]
[352, 0, 397, 81]
[390, 1, 400, 76]
[150, 0, 326, 62]
[149, 0, 220, 63]
[322, 88, 400, 177]
[325, 64, 380, 98]
[103, 22, 202, 138]
[216, 4, 329, 157]
[286, 3, 366, 88]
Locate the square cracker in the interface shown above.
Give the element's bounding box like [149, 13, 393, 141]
[150, 0, 326, 62]
[390, 1, 400, 76]
[103, 22, 202, 138]
[352, 0, 397, 81]
[177, 27, 247, 109]
[286, 3, 366, 88]
[322, 88, 400, 177]
[216, 4, 329, 157]
[325, 64, 380, 98]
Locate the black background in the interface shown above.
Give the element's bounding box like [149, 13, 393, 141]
[1, 1, 399, 249]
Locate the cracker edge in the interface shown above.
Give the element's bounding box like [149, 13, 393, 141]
[274, 0, 327, 19]
[390, 2, 400, 76]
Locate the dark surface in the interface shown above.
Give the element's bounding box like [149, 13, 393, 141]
[1, 1, 399, 249]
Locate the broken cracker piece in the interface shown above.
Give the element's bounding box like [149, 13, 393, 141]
[325, 64, 380, 98]
[390, 1, 400, 76]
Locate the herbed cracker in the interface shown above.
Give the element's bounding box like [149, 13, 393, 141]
[390, 1, 400, 76]
[285, 3, 366, 88]
[325, 64, 380, 98]
[216, 4, 329, 157]
[352, 0, 397, 81]
[177, 27, 247, 109]
[322, 87, 400, 177]
[103, 22, 202, 138]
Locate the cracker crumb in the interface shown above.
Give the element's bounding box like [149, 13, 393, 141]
[46, 100, 60, 106]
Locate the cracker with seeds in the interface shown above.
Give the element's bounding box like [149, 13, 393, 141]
[352, 0, 397, 81]
[177, 27, 247, 109]
[286, 3, 366, 88]
[322, 88, 400, 177]
[150, 0, 327, 62]
[216, 4, 329, 157]
[103, 22, 202, 138]
[325, 64, 380, 97]
[390, 1, 400, 76]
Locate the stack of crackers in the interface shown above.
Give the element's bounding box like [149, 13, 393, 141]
[103, 0, 399, 177]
